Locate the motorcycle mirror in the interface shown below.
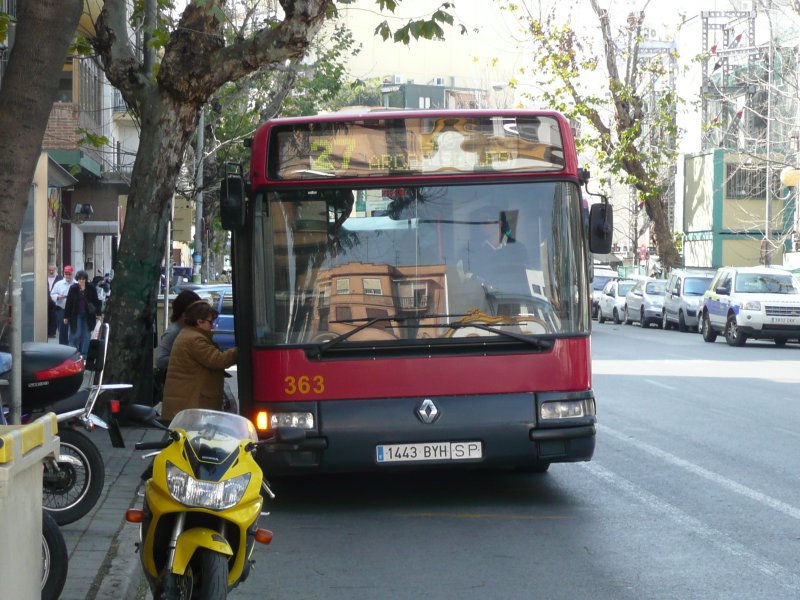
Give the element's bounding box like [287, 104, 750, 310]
[124, 403, 169, 430]
[247, 426, 306, 451]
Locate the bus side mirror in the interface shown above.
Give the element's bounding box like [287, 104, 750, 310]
[220, 174, 246, 230]
[589, 202, 613, 254]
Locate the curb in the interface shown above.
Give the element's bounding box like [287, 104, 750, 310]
[91, 486, 144, 600]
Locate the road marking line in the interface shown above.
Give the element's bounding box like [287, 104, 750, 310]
[399, 512, 569, 521]
[600, 424, 800, 522]
[642, 378, 677, 391]
[581, 462, 798, 587]
[593, 359, 800, 383]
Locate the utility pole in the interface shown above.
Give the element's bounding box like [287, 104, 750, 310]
[8, 238, 22, 424]
[193, 108, 204, 283]
[763, 6, 774, 266]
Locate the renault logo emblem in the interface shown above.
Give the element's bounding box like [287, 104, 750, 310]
[416, 399, 440, 424]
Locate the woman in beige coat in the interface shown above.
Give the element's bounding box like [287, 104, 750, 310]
[161, 301, 238, 421]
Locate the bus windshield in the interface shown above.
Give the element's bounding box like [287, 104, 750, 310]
[252, 180, 589, 346]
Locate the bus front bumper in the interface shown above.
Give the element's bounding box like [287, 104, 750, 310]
[254, 391, 596, 474]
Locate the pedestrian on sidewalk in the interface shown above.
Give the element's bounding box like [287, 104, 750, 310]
[161, 301, 237, 421]
[46, 263, 63, 338]
[153, 289, 201, 406]
[51, 265, 75, 345]
[64, 269, 102, 356]
[155, 290, 202, 371]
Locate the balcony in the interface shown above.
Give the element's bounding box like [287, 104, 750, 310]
[112, 89, 134, 122]
[396, 294, 429, 311]
[0, 1, 17, 18]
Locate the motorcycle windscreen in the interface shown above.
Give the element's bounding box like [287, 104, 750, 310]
[170, 409, 258, 459]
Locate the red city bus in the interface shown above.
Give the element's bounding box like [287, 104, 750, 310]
[220, 109, 613, 474]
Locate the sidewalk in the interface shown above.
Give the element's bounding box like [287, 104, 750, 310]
[59, 423, 162, 600]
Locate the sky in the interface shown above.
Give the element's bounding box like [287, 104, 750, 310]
[339, 0, 789, 154]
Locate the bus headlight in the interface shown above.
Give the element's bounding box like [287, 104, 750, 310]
[166, 462, 251, 510]
[270, 412, 315, 429]
[540, 399, 595, 420]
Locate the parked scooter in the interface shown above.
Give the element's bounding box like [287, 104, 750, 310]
[124, 405, 303, 599]
[1, 323, 131, 524]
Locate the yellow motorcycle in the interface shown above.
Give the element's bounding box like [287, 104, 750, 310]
[124, 406, 301, 599]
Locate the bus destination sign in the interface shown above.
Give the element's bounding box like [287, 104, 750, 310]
[269, 115, 566, 180]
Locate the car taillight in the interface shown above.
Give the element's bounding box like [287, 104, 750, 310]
[34, 356, 85, 380]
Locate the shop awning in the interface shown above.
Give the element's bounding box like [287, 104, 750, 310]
[47, 156, 78, 188]
[592, 253, 624, 268]
[47, 149, 102, 180]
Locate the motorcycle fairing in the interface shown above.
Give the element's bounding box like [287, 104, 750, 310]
[171, 527, 233, 575]
[141, 479, 264, 584]
[183, 437, 240, 481]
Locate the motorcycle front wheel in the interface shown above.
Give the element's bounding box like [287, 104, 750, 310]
[43, 428, 105, 525]
[42, 510, 68, 600]
[159, 549, 229, 600]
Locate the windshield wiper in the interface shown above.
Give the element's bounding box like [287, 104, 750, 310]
[428, 321, 554, 349]
[307, 316, 413, 358]
[308, 313, 555, 358]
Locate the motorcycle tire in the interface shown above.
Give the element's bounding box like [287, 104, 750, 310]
[159, 550, 229, 600]
[42, 510, 69, 600]
[44, 428, 105, 525]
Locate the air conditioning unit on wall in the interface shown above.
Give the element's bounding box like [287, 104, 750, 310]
[391, 74, 406, 84]
[433, 76, 445, 86]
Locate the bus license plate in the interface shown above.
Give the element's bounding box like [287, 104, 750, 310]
[376, 441, 482, 463]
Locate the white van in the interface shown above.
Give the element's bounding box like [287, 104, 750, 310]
[591, 266, 618, 319]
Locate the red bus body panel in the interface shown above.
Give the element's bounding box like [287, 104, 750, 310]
[251, 338, 590, 402]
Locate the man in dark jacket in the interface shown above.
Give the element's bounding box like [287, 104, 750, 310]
[63, 270, 102, 355]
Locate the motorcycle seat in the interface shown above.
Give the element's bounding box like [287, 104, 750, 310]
[27, 389, 90, 415]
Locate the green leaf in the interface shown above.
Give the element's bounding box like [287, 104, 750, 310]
[69, 36, 95, 57]
[375, 21, 392, 42]
[211, 6, 226, 24]
[76, 128, 110, 149]
[0, 13, 8, 44]
[378, 0, 399, 12]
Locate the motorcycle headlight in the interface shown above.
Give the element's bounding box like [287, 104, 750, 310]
[166, 462, 251, 510]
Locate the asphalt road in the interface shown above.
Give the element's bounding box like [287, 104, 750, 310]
[233, 322, 800, 600]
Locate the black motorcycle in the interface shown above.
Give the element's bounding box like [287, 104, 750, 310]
[1, 323, 130, 525]
[41, 509, 68, 600]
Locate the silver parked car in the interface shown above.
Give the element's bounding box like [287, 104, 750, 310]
[597, 279, 636, 324]
[624, 278, 667, 328]
[661, 269, 715, 332]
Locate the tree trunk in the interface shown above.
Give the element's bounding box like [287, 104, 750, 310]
[0, 0, 82, 300]
[104, 92, 200, 403]
[643, 193, 680, 271]
[94, 0, 332, 402]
